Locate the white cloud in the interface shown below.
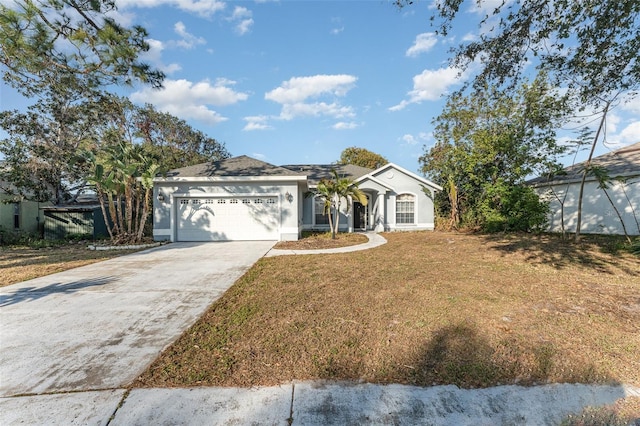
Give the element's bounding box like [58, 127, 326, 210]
[266, 75, 357, 104]
[130, 78, 248, 125]
[333, 121, 358, 130]
[280, 102, 355, 121]
[402, 134, 418, 145]
[400, 132, 431, 146]
[389, 67, 463, 111]
[117, 0, 226, 17]
[105, 9, 136, 26]
[461, 32, 477, 42]
[468, 0, 513, 15]
[621, 95, 640, 115]
[616, 121, 640, 144]
[139, 39, 181, 74]
[406, 32, 438, 57]
[243, 115, 273, 131]
[265, 75, 358, 121]
[228, 6, 254, 35]
[174, 21, 206, 49]
[330, 17, 344, 35]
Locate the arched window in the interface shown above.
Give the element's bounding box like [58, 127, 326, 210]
[396, 194, 415, 224]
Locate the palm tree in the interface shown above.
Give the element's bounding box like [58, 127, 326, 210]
[315, 169, 368, 239]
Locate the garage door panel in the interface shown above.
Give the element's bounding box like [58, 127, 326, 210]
[177, 197, 279, 241]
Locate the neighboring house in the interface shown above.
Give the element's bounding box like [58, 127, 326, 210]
[529, 142, 640, 236]
[0, 181, 47, 235]
[153, 155, 442, 241]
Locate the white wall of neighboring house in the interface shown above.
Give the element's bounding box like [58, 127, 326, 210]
[536, 177, 640, 236]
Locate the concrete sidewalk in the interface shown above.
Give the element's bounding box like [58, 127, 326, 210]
[1, 381, 638, 425]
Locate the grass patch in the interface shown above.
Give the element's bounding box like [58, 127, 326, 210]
[561, 397, 640, 425]
[273, 231, 368, 250]
[0, 243, 142, 287]
[136, 231, 640, 396]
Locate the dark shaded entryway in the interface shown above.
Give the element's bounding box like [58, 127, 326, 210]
[354, 202, 366, 230]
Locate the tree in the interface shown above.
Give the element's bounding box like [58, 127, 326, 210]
[338, 147, 388, 169]
[135, 103, 230, 170]
[313, 169, 368, 239]
[1, 93, 229, 204]
[1, 0, 164, 96]
[0, 83, 101, 204]
[86, 139, 159, 244]
[420, 77, 568, 231]
[396, 0, 640, 239]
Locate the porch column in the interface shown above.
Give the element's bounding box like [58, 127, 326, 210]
[347, 196, 353, 233]
[375, 192, 385, 232]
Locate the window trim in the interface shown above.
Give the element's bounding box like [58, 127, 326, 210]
[395, 193, 416, 225]
[313, 195, 331, 226]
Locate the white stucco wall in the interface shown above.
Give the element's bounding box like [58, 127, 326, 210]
[153, 181, 301, 241]
[370, 167, 437, 231]
[536, 177, 640, 236]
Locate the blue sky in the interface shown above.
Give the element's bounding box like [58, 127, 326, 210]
[1, 0, 639, 173]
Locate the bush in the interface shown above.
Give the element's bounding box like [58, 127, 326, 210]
[0, 226, 61, 248]
[479, 182, 549, 233]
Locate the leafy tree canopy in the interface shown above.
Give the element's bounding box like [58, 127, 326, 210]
[0, 92, 229, 203]
[396, 0, 640, 107]
[0, 0, 164, 95]
[338, 146, 388, 169]
[420, 76, 567, 231]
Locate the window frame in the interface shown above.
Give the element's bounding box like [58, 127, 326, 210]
[395, 193, 416, 225]
[13, 202, 20, 229]
[314, 195, 331, 226]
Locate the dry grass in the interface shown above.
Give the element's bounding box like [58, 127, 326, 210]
[274, 231, 368, 250]
[0, 244, 141, 287]
[137, 231, 640, 394]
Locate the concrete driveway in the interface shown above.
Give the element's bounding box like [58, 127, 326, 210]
[0, 241, 275, 397]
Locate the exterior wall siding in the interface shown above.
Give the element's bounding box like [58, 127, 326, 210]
[370, 167, 436, 231]
[0, 196, 47, 235]
[535, 177, 640, 236]
[153, 181, 300, 241]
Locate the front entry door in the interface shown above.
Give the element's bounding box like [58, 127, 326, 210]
[353, 202, 366, 230]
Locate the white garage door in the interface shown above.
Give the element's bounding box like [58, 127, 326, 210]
[177, 196, 279, 241]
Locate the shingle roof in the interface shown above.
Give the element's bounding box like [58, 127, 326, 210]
[165, 155, 303, 178]
[529, 141, 640, 185]
[164, 156, 375, 185]
[280, 163, 373, 186]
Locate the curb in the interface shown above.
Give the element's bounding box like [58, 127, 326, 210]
[266, 232, 387, 257]
[87, 242, 165, 251]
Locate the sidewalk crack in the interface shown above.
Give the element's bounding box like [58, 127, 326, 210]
[287, 383, 295, 425]
[106, 389, 130, 425]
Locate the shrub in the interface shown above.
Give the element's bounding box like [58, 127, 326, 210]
[479, 182, 549, 233]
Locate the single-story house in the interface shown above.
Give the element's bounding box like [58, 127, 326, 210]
[529, 142, 640, 236]
[153, 155, 442, 241]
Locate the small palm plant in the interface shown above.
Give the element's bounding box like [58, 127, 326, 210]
[314, 169, 368, 239]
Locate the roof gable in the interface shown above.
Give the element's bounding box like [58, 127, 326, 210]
[529, 141, 640, 186]
[364, 162, 443, 191]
